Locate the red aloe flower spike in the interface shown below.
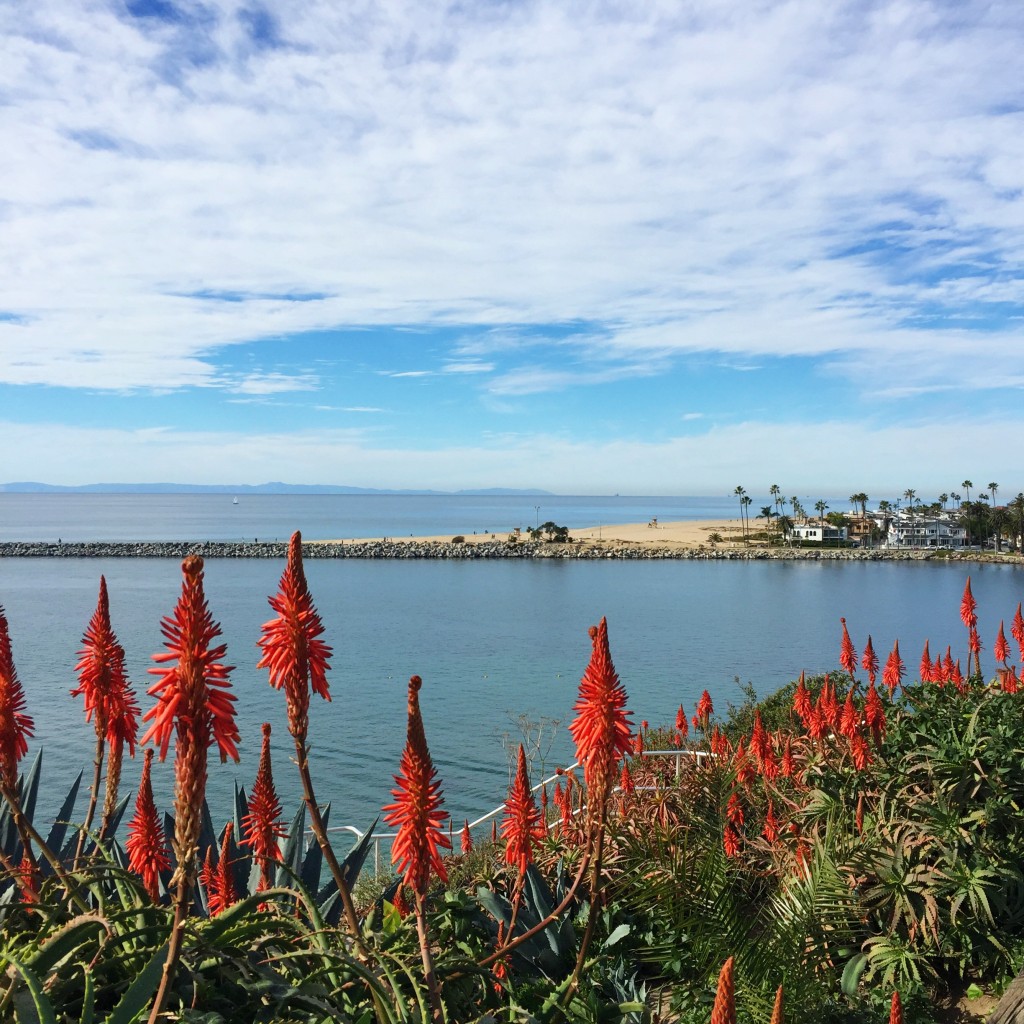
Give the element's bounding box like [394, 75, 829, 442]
[856, 791, 865, 834]
[16, 853, 39, 904]
[960, 577, 978, 630]
[750, 711, 770, 766]
[807, 704, 827, 742]
[769, 984, 784, 1024]
[762, 799, 781, 843]
[850, 730, 871, 771]
[1003, 665, 1020, 693]
[883, 639, 904, 693]
[723, 823, 741, 859]
[569, 618, 634, 811]
[633, 731, 644, 756]
[920, 640, 932, 683]
[126, 748, 170, 901]
[501, 745, 545, 877]
[213, 822, 238, 915]
[864, 681, 886, 746]
[675, 703, 688, 738]
[384, 675, 451, 897]
[696, 689, 714, 725]
[793, 671, 811, 723]
[257, 531, 333, 742]
[889, 991, 903, 1024]
[460, 820, 473, 855]
[726, 791, 744, 828]
[839, 691, 859, 740]
[140, 555, 238, 881]
[823, 676, 840, 729]
[710, 956, 736, 1024]
[241, 723, 285, 889]
[733, 737, 756, 786]
[781, 736, 795, 777]
[392, 884, 411, 918]
[933, 655, 945, 685]
[861, 635, 878, 685]
[943, 646, 954, 684]
[952, 659, 966, 692]
[995, 622, 1010, 664]
[72, 576, 140, 754]
[619, 761, 635, 794]
[1012, 603, 1024, 660]
[0, 608, 34, 791]
[839, 618, 858, 678]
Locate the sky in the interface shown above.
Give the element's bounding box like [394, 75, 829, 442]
[2, 0, 1023, 497]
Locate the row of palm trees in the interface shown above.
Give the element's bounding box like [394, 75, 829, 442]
[733, 482, 1024, 551]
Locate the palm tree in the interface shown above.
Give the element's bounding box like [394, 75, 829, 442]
[988, 483, 999, 546]
[991, 507, 1010, 554]
[903, 489, 916, 516]
[777, 514, 793, 546]
[938, 493, 949, 509]
[962, 480, 973, 503]
[814, 499, 828, 524]
[759, 505, 775, 545]
[1011, 493, 1024, 554]
[770, 484, 783, 517]
[878, 500, 892, 548]
[951, 492, 961, 509]
[734, 486, 748, 544]
[741, 495, 753, 544]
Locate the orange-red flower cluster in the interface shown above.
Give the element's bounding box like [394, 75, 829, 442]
[710, 956, 736, 1024]
[241, 723, 285, 889]
[568, 618, 633, 804]
[501, 745, 545, 876]
[257, 532, 333, 742]
[384, 675, 451, 897]
[201, 823, 238, 916]
[839, 618, 858, 678]
[0, 608, 34, 790]
[883, 640, 904, 693]
[126, 748, 170, 901]
[71, 576, 139, 755]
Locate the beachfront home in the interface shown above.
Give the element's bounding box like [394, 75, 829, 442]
[886, 514, 967, 549]
[791, 523, 848, 544]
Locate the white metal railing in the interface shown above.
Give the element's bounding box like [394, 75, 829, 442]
[317, 747, 715, 876]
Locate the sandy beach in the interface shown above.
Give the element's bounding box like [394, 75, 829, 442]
[321, 518, 747, 549]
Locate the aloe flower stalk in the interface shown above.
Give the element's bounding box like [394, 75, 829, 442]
[126, 749, 169, 901]
[619, 761, 634, 795]
[460, 819, 473, 855]
[240, 723, 285, 890]
[793, 671, 811, 723]
[762, 800, 780, 843]
[675, 703, 688, 737]
[141, 555, 238, 1024]
[769, 984, 784, 1024]
[864, 681, 886, 746]
[839, 618, 857, 678]
[723, 823, 741, 859]
[839, 691, 859, 740]
[71, 577, 140, 861]
[201, 823, 238, 917]
[569, 618, 633, 817]
[696, 689, 714, 726]
[710, 956, 736, 1024]
[919, 640, 933, 683]
[889, 991, 903, 1024]
[995, 622, 1010, 665]
[383, 674, 449, 1022]
[861, 635, 878, 685]
[1012, 603, 1024, 661]
[883, 640, 904, 693]
[501, 745, 545, 878]
[0, 608, 34, 793]
[257, 532, 364, 945]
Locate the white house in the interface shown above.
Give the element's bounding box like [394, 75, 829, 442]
[791, 523, 848, 544]
[886, 515, 967, 548]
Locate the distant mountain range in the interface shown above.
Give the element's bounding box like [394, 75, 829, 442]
[0, 481, 555, 496]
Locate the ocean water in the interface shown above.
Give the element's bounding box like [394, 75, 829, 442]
[0, 495, 1021, 848]
[0, 491, 848, 543]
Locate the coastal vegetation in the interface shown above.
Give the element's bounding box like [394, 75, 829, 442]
[0, 537, 1022, 1021]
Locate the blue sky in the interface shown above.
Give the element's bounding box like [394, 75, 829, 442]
[1, 0, 1022, 495]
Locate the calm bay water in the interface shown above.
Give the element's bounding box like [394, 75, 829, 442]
[0, 494, 1021, 845]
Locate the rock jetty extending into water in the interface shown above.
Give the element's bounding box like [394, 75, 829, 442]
[0, 539, 1018, 564]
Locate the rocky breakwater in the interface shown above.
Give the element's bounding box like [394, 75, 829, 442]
[1, 539, 1018, 563]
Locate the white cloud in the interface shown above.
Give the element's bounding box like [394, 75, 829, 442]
[0, 0, 1021, 398]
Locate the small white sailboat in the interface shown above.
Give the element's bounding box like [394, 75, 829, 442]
[232, 496, 239, 505]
